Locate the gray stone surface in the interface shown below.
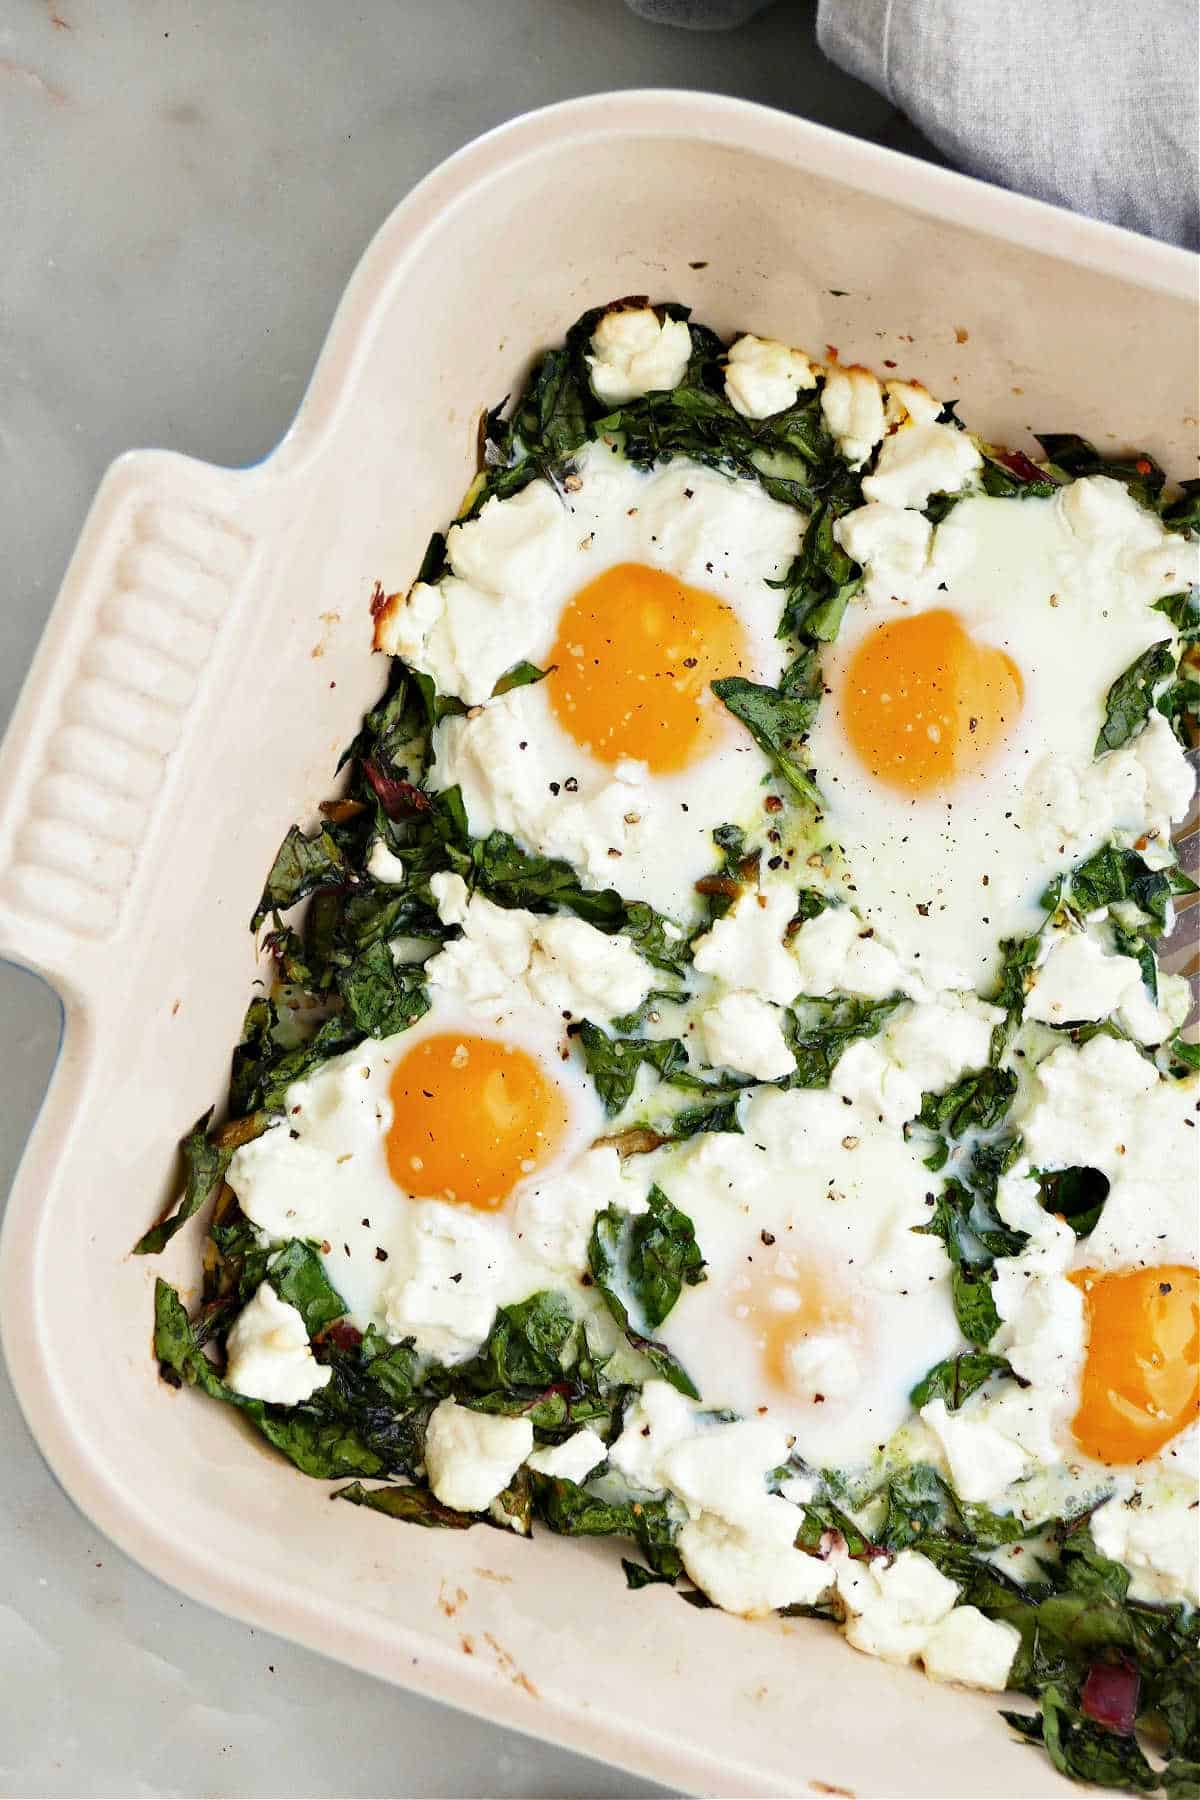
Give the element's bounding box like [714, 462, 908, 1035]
[0, 4, 932, 1793]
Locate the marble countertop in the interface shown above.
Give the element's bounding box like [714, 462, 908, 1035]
[0, 4, 933, 1793]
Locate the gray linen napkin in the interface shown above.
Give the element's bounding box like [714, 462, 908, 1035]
[624, 0, 1200, 248]
[817, 0, 1199, 249]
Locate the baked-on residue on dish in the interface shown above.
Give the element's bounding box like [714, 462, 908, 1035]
[139, 300, 1200, 1795]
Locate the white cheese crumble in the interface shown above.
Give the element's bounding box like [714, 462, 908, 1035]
[607, 1380, 699, 1492]
[920, 1605, 1023, 1691]
[834, 1548, 1018, 1687]
[425, 872, 653, 1021]
[366, 839, 406, 885]
[1015, 1037, 1198, 1271]
[820, 366, 886, 467]
[525, 1428, 608, 1483]
[723, 333, 816, 419]
[424, 1399, 534, 1513]
[884, 379, 943, 429]
[789, 904, 921, 1002]
[677, 1504, 831, 1617]
[1022, 710, 1195, 864]
[920, 1398, 1032, 1503]
[835, 502, 932, 601]
[586, 307, 691, 404]
[1090, 1488, 1200, 1608]
[445, 480, 568, 601]
[381, 1200, 508, 1361]
[834, 1547, 959, 1664]
[697, 990, 796, 1081]
[224, 1282, 332, 1405]
[435, 688, 650, 888]
[829, 990, 1001, 1129]
[374, 480, 569, 704]
[1057, 475, 1200, 600]
[691, 882, 803, 1006]
[1025, 927, 1177, 1044]
[860, 422, 983, 510]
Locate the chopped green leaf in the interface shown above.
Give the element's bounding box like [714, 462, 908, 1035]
[491, 660, 548, 697]
[267, 1240, 348, 1336]
[134, 1110, 231, 1256]
[1035, 1166, 1111, 1238]
[951, 1266, 1003, 1347]
[1035, 435, 1166, 510]
[909, 1350, 1014, 1411]
[335, 941, 430, 1038]
[1096, 641, 1176, 754]
[577, 1021, 687, 1115]
[588, 1206, 701, 1398]
[624, 1185, 707, 1330]
[335, 1481, 475, 1528]
[712, 667, 822, 806]
[456, 1291, 576, 1393]
[783, 993, 903, 1090]
[251, 825, 349, 931]
[918, 1066, 1018, 1140]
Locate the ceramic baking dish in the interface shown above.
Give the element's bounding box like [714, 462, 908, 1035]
[1, 91, 1196, 1800]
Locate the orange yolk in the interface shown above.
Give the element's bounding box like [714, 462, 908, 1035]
[547, 561, 749, 773]
[1069, 1264, 1199, 1464]
[386, 1032, 569, 1210]
[732, 1263, 861, 1400]
[842, 608, 1023, 793]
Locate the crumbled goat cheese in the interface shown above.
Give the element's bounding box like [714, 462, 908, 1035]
[525, 1428, 608, 1483]
[789, 905, 921, 1002]
[1022, 711, 1195, 864]
[835, 1548, 959, 1665]
[1025, 928, 1176, 1043]
[820, 365, 886, 467]
[373, 480, 568, 704]
[724, 333, 817, 419]
[884, 379, 943, 429]
[382, 1200, 507, 1361]
[426, 872, 653, 1020]
[424, 1399, 534, 1512]
[919, 1398, 1032, 1504]
[920, 1605, 1022, 1690]
[1090, 1488, 1200, 1608]
[697, 990, 797, 1081]
[224, 1282, 332, 1405]
[366, 839, 407, 885]
[860, 423, 982, 510]
[586, 307, 691, 404]
[691, 882, 804, 1007]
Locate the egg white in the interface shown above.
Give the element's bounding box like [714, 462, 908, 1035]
[808, 489, 1195, 991]
[225, 993, 623, 1358]
[428, 440, 804, 923]
[643, 1085, 962, 1468]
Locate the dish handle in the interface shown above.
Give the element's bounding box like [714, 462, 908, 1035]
[0, 449, 260, 1001]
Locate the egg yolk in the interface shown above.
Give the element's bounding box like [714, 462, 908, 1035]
[731, 1263, 861, 1401]
[1069, 1264, 1199, 1464]
[386, 1032, 569, 1210]
[841, 608, 1023, 793]
[547, 561, 749, 773]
